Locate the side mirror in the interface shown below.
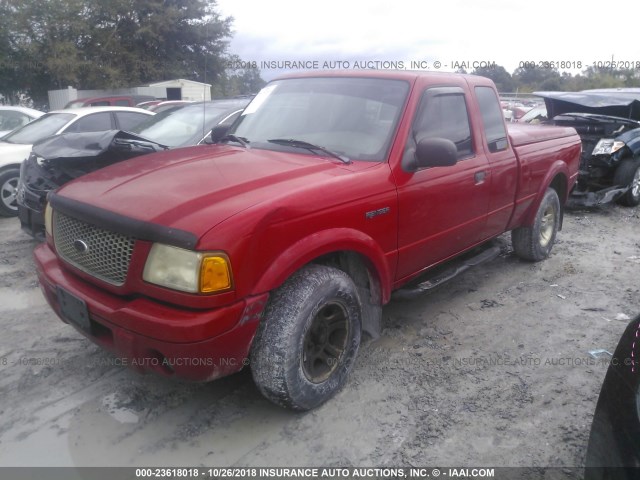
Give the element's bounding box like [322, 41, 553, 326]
[210, 124, 231, 143]
[415, 137, 458, 169]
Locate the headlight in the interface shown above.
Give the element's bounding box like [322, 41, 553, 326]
[143, 243, 232, 294]
[592, 139, 625, 156]
[44, 203, 53, 237]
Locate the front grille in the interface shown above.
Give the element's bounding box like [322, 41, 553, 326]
[53, 211, 135, 286]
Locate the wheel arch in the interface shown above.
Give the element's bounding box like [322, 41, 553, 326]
[523, 164, 569, 230]
[0, 163, 21, 173]
[250, 228, 392, 339]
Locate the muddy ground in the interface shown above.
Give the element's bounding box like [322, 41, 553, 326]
[0, 205, 638, 471]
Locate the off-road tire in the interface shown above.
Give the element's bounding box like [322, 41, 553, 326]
[613, 157, 640, 207]
[250, 264, 362, 411]
[512, 188, 560, 262]
[0, 168, 20, 217]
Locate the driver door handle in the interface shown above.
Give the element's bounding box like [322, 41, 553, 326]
[474, 171, 487, 184]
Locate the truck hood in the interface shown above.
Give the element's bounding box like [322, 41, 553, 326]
[56, 145, 363, 240]
[535, 91, 640, 120]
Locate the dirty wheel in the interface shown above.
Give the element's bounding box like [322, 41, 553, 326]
[250, 264, 362, 411]
[512, 188, 560, 261]
[614, 157, 640, 207]
[0, 168, 20, 217]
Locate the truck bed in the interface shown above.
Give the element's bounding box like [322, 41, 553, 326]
[507, 123, 578, 147]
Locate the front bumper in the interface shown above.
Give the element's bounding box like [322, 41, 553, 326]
[18, 203, 45, 240]
[16, 178, 47, 240]
[567, 185, 628, 208]
[34, 243, 268, 382]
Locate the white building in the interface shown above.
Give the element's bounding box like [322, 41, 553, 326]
[148, 79, 212, 102]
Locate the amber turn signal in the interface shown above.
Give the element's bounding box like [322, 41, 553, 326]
[199, 255, 232, 293]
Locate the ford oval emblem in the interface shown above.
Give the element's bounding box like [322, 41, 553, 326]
[73, 239, 89, 254]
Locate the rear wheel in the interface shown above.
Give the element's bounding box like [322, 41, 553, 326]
[0, 168, 20, 217]
[512, 188, 560, 262]
[250, 264, 362, 411]
[614, 158, 640, 207]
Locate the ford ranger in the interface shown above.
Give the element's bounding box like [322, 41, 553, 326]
[34, 71, 581, 410]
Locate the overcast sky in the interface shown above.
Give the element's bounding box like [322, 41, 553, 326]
[216, 0, 636, 81]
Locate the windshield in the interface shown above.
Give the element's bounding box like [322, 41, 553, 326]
[1, 112, 75, 144]
[128, 103, 244, 147]
[65, 100, 87, 109]
[231, 77, 409, 161]
[519, 105, 547, 124]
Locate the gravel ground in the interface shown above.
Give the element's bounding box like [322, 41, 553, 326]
[0, 205, 638, 470]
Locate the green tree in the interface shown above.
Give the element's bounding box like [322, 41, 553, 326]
[512, 65, 563, 92]
[211, 69, 266, 98]
[471, 65, 514, 92]
[0, 0, 18, 103]
[5, 0, 247, 105]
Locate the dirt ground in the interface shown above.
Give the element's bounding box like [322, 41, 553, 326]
[0, 204, 638, 470]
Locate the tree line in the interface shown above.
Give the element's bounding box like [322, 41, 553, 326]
[1, 0, 638, 107]
[0, 0, 265, 107]
[468, 64, 640, 93]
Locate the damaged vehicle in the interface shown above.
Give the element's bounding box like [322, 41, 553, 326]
[584, 313, 640, 478]
[0, 106, 154, 217]
[535, 90, 640, 207]
[17, 99, 249, 238]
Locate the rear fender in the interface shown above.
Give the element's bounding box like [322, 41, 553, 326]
[521, 161, 570, 228]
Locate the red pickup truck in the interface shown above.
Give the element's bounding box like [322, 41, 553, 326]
[34, 71, 581, 410]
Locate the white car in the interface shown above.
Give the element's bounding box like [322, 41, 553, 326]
[0, 106, 44, 137]
[0, 106, 154, 217]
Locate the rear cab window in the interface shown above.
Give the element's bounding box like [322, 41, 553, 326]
[475, 86, 509, 153]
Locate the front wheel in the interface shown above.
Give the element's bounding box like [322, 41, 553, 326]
[0, 168, 20, 217]
[512, 188, 561, 262]
[250, 264, 362, 411]
[614, 158, 640, 207]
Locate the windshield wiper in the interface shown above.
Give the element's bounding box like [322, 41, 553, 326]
[219, 134, 250, 148]
[267, 138, 351, 164]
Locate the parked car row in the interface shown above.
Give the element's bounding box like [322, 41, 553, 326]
[63, 96, 200, 111]
[0, 97, 251, 222]
[137, 100, 195, 113]
[0, 107, 154, 217]
[17, 98, 249, 237]
[64, 95, 158, 109]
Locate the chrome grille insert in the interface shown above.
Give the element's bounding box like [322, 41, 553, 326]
[53, 211, 135, 286]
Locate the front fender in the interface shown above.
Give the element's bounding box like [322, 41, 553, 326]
[616, 127, 640, 157]
[251, 228, 394, 304]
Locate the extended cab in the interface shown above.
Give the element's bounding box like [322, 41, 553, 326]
[34, 71, 581, 410]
